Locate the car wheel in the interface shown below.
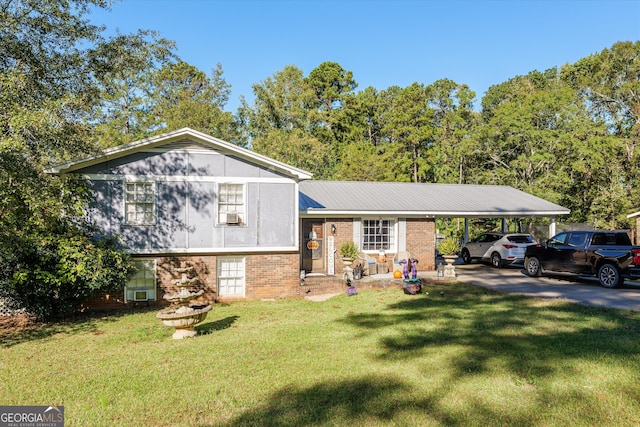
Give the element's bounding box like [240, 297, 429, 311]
[524, 256, 542, 277]
[490, 252, 502, 268]
[461, 249, 471, 264]
[598, 263, 621, 288]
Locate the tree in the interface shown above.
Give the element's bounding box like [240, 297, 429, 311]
[562, 41, 640, 218]
[474, 68, 632, 227]
[382, 83, 434, 182]
[240, 65, 333, 176]
[149, 61, 244, 145]
[90, 30, 177, 147]
[251, 129, 331, 178]
[306, 61, 357, 135]
[1, 0, 137, 319]
[427, 79, 478, 184]
[239, 65, 316, 138]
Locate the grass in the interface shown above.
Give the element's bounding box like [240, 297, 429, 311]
[1, 283, 640, 426]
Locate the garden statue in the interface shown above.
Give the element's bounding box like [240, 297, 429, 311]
[156, 264, 212, 339]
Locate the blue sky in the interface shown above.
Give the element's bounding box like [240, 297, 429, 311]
[90, 0, 640, 112]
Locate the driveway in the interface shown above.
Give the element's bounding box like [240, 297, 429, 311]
[454, 262, 640, 312]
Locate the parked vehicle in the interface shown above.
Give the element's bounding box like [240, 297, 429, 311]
[524, 230, 640, 288]
[461, 232, 537, 268]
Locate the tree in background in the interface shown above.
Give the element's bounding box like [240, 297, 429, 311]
[240, 64, 334, 178]
[90, 30, 177, 147]
[562, 41, 640, 225]
[150, 61, 245, 145]
[428, 79, 478, 184]
[239, 65, 315, 137]
[382, 82, 434, 182]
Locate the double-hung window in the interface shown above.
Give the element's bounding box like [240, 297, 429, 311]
[362, 219, 396, 252]
[218, 183, 244, 225]
[125, 181, 155, 225]
[125, 259, 157, 302]
[217, 257, 245, 297]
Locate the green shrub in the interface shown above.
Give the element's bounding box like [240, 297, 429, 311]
[438, 237, 460, 255]
[6, 231, 134, 321]
[339, 241, 359, 259]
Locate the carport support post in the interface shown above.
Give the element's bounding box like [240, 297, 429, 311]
[464, 218, 469, 243]
[502, 218, 507, 232]
[549, 217, 556, 238]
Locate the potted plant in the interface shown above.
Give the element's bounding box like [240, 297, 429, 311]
[339, 241, 359, 265]
[438, 236, 460, 257]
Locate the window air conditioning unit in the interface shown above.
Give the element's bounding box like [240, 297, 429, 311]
[133, 290, 149, 302]
[226, 213, 240, 225]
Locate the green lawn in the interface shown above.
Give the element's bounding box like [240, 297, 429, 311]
[1, 283, 639, 426]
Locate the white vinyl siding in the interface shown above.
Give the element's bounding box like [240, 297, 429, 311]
[125, 181, 155, 225]
[218, 183, 245, 225]
[125, 259, 157, 302]
[217, 257, 245, 297]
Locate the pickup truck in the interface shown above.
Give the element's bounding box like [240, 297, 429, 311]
[524, 230, 640, 288]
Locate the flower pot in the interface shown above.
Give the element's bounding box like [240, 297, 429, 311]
[442, 255, 458, 278]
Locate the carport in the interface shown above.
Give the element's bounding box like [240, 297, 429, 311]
[300, 181, 569, 239]
[299, 181, 570, 272]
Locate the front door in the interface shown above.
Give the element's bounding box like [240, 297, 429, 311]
[302, 220, 324, 274]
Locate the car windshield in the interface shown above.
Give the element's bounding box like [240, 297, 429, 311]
[507, 235, 535, 244]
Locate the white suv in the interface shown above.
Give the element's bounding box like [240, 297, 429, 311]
[461, 232, 537, 268]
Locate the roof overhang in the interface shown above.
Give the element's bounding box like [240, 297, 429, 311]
[46, 127, 313, 180]
[300, 210, 571, 218]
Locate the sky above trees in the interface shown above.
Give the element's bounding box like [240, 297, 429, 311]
[89, 0, 640, 112]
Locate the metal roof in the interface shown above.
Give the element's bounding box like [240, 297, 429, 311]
[299, 181, 570, 218]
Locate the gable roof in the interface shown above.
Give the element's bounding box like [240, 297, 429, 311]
[46, 127, 313, 180]
[299, 181, 570, 218]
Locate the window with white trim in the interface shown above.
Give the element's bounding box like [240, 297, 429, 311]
[218, 183, 245, 225]
[125, 181, 155, 225]
[362, 219, 396, 252]
[125, 259, 157, 302]
[217, 257, 245, 297]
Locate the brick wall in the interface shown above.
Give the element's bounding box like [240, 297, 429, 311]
[79, 217, 437, 313]
[331, 218, 354, 276]
[406, 218, 436, 271]
[244, 253, 300, 300]
[80, 252, 301, 312]
[329, 217, 436, 274]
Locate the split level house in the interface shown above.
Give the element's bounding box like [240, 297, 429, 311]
[46, 128, 570, 310]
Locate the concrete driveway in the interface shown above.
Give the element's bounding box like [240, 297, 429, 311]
[454, 262, 640, 312]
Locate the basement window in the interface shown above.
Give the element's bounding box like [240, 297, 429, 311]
[125, 259, 157, 302]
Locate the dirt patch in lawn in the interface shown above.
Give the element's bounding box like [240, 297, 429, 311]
[0, 314, 40, 338]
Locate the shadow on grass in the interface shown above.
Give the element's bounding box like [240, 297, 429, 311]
[216, 285, 640, 426]
[196, 315, 239, 335]
[0, 306, 160, 348]
[211, 374, 596, 426]
[340, 283, 640, 382]
[214, 376, 410, 427]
